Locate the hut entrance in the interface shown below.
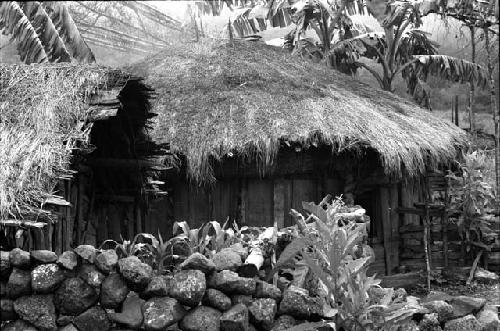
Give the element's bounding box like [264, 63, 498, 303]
[356, 189, 387, 275]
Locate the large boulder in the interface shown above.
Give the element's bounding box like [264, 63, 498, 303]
[54, 277, 98, 315]
[9, 248, 31, 269]
[31, 250, 57, 264]
[477, 305, 500, 331]
[1, 298, 17, 321]
[231, 294, 253, 307]
[78, 264, 105, 288]
[179, 306, 222, 331]
[143, 297, 186, 331]
[1, 320, 38, 331]
[100, 273, 129, 308]
[209, 270, 256, 295]
[422, 291, 453, 303]
[170, 269, 206, 307]
[473, 267, 499, 284]
[1, 251, 12, 279]
[249, 298, 277, 330]
[13, 294, 57, 331]
[95, 250, 118, 274]
[73, 306, 110, 331]
[118, 256, 153, 291]
[74, 245, 97, 263]
[142, 275, 169, 298]
[418, 313, 441, 331]
[278, 286, 322, 319]
[202, 288, 232, 311]
[213, 248, 242, 271]
[180, 252, 216, 274]
[255, 280, 282, 301]
[270, 315, 296, 331]
[57, 251, 78, 270]
[108, 292, 145, 330]
[31, 263, 65, 293]
[422, 300, 454, 323]
[449, 296, 486, 319]
[59, 324, 78, 331]
[7, 268, 31, 298]
[444, 314, 482, 331]
[220, 303, 249, 331]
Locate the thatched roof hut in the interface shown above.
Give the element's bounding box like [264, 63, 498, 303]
[130, 39, 468, 275]
[130, 39, 466, 184]
[0, 63, 166, 251]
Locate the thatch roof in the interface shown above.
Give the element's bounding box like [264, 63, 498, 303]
[129, 39, 467, 183]
[0, 63, 150, 221]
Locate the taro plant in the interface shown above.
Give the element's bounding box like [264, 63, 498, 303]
[272, 196, 420, 330]
[447, 150, 498, 281]
[99, 233, 162, 269]
[172, 219, 240, 258]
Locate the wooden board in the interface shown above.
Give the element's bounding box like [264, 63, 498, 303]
[245, 179, 274, 226]
[379, 186, 392, 275]
[273, 179, 286, 229]
[211, 179, 239, 222]
[389, 184, 400, 271]
[291, 179, 318, 215]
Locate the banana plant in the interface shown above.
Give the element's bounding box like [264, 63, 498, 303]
[328, 0, 490, 108]
[0, 1, 95, 64]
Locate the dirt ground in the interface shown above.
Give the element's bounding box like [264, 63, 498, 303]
[409, 280, 500, 306]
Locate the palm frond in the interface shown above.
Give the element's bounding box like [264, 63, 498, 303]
[42, 1, 95, 63]
[413, 54, 489, 87]
[0, 1, 48, 64]
[20, 2, 71, 63]
[396, 28, 437, 63]
[330, 32, 386, 60]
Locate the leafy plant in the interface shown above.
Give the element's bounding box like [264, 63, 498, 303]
[100, 233, 157, 261]
[447, 150, 498, 256]
[172, 219, 242, 258]
[0, 1, 95, 64]
[272, 196, 419, 330]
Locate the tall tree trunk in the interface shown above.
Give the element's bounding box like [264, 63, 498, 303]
[468, 26, 476, 143]
[484, 27, 500, 207]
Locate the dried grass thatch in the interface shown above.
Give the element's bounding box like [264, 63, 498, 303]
[130, 39, 468, 183]
[0, 63, 136, 220]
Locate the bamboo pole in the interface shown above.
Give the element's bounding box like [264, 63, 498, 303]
[484, 27, 500, 210]
[468, 26, 476, 143]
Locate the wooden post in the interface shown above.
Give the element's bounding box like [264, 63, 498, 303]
[380, 187, 392, 275]
[484, 26, 500, 214]
[76, 176, 84, 245]
[240, 179, 247, 225]
[468, 25, 476, 142]
[64, 180, 72, 251]
[454, 95, 459, 126]
[389, 184, 400, 271]
[423, 203, 431, 292]
[273, 179, 285, 229]
[443, 176, 449, 268]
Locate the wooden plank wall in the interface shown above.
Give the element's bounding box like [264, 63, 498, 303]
[378, 184, 400, 275]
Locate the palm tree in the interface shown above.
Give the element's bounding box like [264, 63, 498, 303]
[0, 1, 95, 64]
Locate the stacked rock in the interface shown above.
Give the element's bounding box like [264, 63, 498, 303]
[0, 246, 327, 331]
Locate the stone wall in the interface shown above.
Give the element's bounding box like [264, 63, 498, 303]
[1, 245, 498, 331]
[0, 246, 325, 331]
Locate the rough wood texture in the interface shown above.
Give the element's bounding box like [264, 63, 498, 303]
[273, 179, 285, 229]
[389, 184, 400, 271]
[246, 179, 274, 226]
[380, 187, 392, 275]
